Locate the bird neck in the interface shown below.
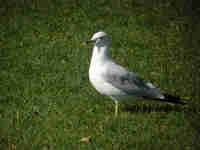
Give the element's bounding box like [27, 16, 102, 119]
[91, 44, 111, 65]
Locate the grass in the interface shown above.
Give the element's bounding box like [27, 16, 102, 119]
[0, 0, 200, 149]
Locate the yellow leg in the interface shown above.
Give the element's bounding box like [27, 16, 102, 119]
[114, 100, 118, 117]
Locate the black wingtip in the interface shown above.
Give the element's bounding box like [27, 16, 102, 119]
[144, 93, 187, 105]
[160, 93, 187, 105]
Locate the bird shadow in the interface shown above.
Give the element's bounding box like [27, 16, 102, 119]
[123, 103, 194, 113]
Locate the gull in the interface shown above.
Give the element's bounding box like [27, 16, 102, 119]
[86, 31, 186, 117]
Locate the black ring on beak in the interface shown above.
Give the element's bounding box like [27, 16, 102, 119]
[85, 40, 95, 45]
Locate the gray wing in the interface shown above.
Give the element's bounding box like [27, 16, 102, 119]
[103, 62, 162, 98]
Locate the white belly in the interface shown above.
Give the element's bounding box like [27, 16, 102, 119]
[89, 65, 126, 97]
[89, 76, 122, 96]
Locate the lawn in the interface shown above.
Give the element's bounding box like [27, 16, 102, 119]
[0, 0, 200, 149]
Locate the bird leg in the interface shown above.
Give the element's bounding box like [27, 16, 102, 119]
[114, 100, 118, 117]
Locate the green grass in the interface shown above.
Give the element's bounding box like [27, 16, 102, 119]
[0, 0, 200, 149]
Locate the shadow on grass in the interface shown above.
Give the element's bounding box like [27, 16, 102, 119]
[124, 102, 199, 113]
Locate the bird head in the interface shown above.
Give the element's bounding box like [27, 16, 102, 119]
[85, 31, 109, 47]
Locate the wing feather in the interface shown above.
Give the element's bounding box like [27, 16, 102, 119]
[103, 62, 163, 98]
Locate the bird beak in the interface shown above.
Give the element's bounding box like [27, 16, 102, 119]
[84, 40, 95, 45]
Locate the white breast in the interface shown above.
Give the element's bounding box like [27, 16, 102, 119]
[89, 62, 125, 97]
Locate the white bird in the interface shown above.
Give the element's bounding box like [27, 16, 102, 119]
[86, 31, 186, 117]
